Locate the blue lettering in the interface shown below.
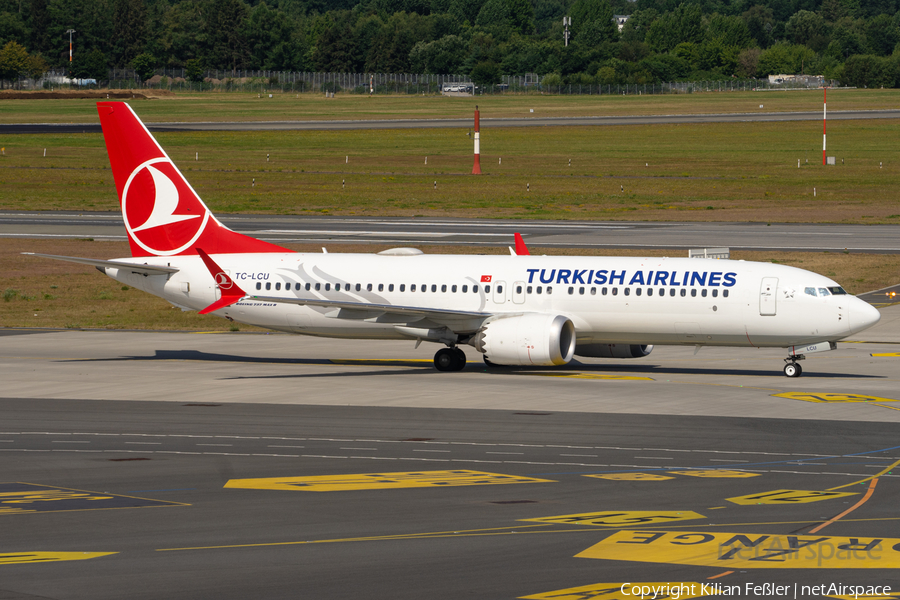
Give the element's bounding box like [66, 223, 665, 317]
[539, 269, 556, 284]
[526, 268, 539, 284]
[572, 269, 587, 284]
[609, 270, 626, 285]
[690, 272, 707, 286]
[723, 273, 737, 287]
[654, 271, 669, 285]
[557, 269, 572, 284]
[629, 271, 645, 285]
[587, 270, 594, 284]
[709, 272, 723, 286]
[669, 271, 680, 286]
[594, 270, 608, 284]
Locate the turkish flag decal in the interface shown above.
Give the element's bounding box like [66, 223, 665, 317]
[481, 275, 492, 282]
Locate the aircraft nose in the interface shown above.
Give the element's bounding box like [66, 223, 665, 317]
[850, 298, 881, 334]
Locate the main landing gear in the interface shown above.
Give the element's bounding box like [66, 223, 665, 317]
[434, 347, 467, 372]
[784, 354, 805, 378]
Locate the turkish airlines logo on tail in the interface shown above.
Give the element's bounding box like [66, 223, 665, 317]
[122, 158, 210, 256]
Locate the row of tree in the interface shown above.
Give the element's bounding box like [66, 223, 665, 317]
[2, 0, 900, 87]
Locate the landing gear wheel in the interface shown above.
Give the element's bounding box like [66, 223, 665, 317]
[434, 347, 465, 372]
[784, 362, 802, 378]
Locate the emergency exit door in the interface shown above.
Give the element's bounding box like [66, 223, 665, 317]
[759, 277, 778, 316]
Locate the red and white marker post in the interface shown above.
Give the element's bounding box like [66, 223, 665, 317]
[472, 105, 482, 175]
[823, 87, 827, 165]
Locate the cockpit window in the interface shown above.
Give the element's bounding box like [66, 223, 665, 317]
[804, 287, 817, 297]
[827, 286, 847, 295]
[818, 288, 830, 296]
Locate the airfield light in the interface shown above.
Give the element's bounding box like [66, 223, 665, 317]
[66, 29, 75, 62]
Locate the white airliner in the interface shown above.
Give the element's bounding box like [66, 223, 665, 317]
[27, 102, 881, 377]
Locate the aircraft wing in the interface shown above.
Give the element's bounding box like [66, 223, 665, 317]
[249, 295, 496, 329]
[23, 253, 179, 276]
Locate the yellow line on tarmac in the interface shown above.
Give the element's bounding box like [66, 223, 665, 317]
[828, 458, 900, 490]
[809, 479, 878, 534]
[875, 403, 900, 411]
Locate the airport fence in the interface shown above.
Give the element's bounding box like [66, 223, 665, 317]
[31, 68, 839, 95]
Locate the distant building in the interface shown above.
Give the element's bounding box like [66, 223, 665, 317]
[613, 15, 630, 31]
[768, 74, 825, 87]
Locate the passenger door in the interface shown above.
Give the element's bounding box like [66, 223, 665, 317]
[760, 277, 778, 316]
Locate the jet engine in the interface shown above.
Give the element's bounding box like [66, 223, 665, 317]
[575, 344, 654, 359]
[471, 313, 576, 366]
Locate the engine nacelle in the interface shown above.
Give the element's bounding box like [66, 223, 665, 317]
[471, 314, 576, 366]
[575, 344, 654, 359]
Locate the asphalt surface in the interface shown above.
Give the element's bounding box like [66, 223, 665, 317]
[2, 307, 900, 598]
[6, 211, 900, 253]
[4, 109, 900, 134]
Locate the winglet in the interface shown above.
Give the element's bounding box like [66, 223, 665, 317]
[195, 248, 247, 315]
[514, 233, 530, 256]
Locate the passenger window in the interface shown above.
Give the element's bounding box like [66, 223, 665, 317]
[266, 282, 271, 290]
[602, 287, 607, 296]
[452, 285, 457, 292]
[462, 285, 468, 293]
[568, 287, 574, 295]
[680, 289, 686, 297]
[659, 288, 665, 297]
[701, 289, 707, 297]
[612, 287, 618, 296]
[441, 284, 447, 292]
[516, 285, 523, 294]
[484, 285, 490, 293]
[636, 288, 642, 296]
[712, 289, 718, 297]
[669, 289, 675, 297]
[334, 283, 340, 291]
[325, 283, 331, 291]
[579, 287, 585, 295]
[295, 283, 302, 291]
[625, 288, 630, 296]
[497, 285, 502, 293]
[399, 284, 405, 292]
[256, 282, 261, 290]
[691, 289, 696, 297]
[275, 282, 281, 291]
[378, 284, 384, 292]
[546, 286, 552, 295]
[819, 288, 830, 296]
[723, 289, 729, 298]
[367, 283, 372, 291]
[526, 286, 532, 294]
[590, 287, 596, 295]
[537, 286, 542, 294]
[356, 283, 361, 292]
[805, 287, 817, 296]
[431, 284, 437, 292]
[389, 284, 394, 292]
[473, 285, 478, 293]
[422, 284, 427, 292]
[305, 283, 311, 291]
[411, 284, 416, 292]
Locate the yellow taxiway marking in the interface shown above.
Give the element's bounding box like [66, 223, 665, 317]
[576, 530, 900, 568]
[520, 581, 721, 600]
[773, 392, 899, 403]
[584, 473, 673, 481]
[828, 458, 900, 490]
[810, 479, 878, 534]
[826, 594, 900, 600]
[522, 511, 705, 527]
[668, 470, 759, 478]
[0, 552, 116, 565]
[224, 470, 555, 492]
[0, 482, 188, 515]
[525, 373, 654, 381]
[727, 489, 857, 505]
[871, 353, 900, 357]
[874, 403, 900, 411]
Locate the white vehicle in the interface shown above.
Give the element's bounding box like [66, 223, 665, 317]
[27, 102, 881, 377]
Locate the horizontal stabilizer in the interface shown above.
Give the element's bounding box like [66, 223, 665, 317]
[22, 253, 179, 275]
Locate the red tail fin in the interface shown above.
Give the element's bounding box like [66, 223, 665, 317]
[97, 102, 290, 258]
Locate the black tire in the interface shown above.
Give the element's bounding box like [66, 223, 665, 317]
[783, 363, 801, 378]
[434, 348, 459, 372]
[452, 347, 467, 371]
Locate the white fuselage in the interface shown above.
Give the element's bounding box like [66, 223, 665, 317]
[103, 252, 880, 350]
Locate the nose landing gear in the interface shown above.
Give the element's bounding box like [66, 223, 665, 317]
[434, 347, 467, 372]
[783, 354, 805, 378]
